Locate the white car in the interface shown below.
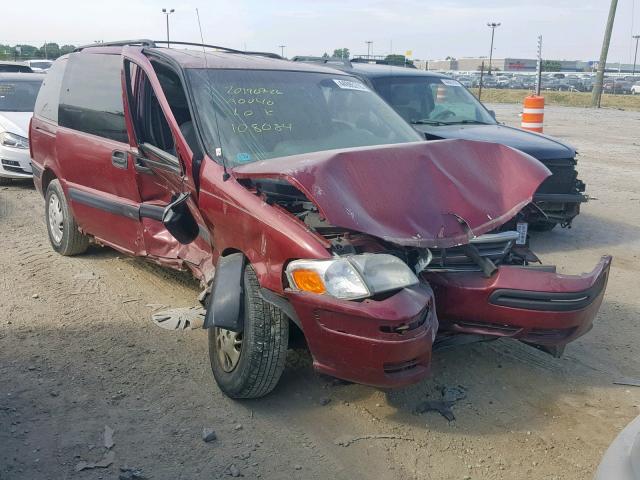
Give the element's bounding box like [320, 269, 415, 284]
[632, 83, 640, 95]
[0, 73, 43, 184]
[27, 59, 53, 73]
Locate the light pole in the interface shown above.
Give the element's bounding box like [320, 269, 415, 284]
[486, 22, 501, 75]
[278, 45, 286, 58]
[365, 40, 373, 59]
[162, 8, 175, 48]
[633, 35, 640, 76]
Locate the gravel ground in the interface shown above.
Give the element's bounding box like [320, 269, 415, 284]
[1, 104, 639, 480]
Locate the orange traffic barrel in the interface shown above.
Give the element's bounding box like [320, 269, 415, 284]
[521, 95, 544, 133]
[436, 84, 447, 103]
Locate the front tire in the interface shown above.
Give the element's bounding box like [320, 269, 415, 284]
[208, 264, 289, 398]
[45, 179, 89, 256]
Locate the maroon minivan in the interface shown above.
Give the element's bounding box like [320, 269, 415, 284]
[30, 40, 611, 398]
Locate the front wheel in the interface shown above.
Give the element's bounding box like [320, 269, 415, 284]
[208, 264, 289, 399]
[45, 179, 89, 256]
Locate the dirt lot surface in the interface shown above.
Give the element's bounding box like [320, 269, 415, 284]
[1, 104, 639, 480]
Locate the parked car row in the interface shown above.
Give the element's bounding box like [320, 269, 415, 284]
[3, 41, 612, 400]
[0, 60, 53, 74]
[444, 70, 640, 94]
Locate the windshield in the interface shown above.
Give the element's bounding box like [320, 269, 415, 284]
[370, 76, 496, 126]
[187, 69, 422, 165]
[0, 80, 43, 112]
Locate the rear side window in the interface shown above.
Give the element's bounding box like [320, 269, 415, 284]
[34, 57, 67, 122]
[59, 53, 128, 143]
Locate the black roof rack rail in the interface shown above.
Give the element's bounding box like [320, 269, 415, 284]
[74, 40, 281, 58]
[152, 40, 244, 53]
[291, 56, 352, 68]
[242, 51, 283, 59]
[75, 39, 156, 51]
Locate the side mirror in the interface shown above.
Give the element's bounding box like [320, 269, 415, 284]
[488, 110, 496, 119]
[162, 193, 199, 244]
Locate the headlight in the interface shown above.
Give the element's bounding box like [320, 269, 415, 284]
[286, 254, 419, 300]
[0, 131, 29, 149]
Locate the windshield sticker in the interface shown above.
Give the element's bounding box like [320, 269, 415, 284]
[441, 79, 462, 87]
[236, 152, 252, 163]
[333, 79, 369, 91]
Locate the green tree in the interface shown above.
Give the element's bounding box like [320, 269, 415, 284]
[332, 48, 350, 59]
[384, 54, 413, 66]
[15, 44, 40, 60]
[60, 45, 76, 56]
[321, 52, 330, 59]
[40, 43, 61, 59]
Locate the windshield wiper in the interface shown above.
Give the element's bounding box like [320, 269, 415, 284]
[441, 120, 491, 125]
[410, 119, 448, 126]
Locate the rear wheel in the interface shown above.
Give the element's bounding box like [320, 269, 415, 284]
[208, 264, 289, 398]
[45, 179, 89, 256]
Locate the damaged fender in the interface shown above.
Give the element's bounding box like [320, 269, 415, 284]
[204, 253, 245, 332]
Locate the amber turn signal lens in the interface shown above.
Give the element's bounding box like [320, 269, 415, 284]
[291, 269, 326, 294]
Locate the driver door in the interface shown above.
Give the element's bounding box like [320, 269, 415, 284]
[121, 53, 213, 271]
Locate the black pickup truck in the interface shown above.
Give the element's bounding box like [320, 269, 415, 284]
[294, 59, 587, 231]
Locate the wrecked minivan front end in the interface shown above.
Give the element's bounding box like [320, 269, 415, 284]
[234, 139, 611, 385]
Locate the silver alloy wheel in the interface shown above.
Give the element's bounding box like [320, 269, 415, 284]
[215, 327, 243, 372]
[48, 193, 64, 244]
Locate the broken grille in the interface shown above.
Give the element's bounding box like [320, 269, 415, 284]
[425, 231, 518, 273]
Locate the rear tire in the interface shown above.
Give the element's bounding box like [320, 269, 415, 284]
[45, 179, 89, 256]
[208, 264, 289, 399]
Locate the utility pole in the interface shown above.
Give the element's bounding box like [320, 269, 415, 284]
[535, 35, 543, 95]
[486, 22, 501, 75]
[478, 60, 485, 101]
[279, 45, 286, 58]
[591, 0, 618, 108]
[365, 40, 373, 59]
[162, 8, 175, 48]
[633, 34, 640, 76]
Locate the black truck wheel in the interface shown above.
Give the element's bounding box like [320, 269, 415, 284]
[208, 264, 289, 398]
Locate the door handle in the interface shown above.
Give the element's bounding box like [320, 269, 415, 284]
[111, 150, 128, 169]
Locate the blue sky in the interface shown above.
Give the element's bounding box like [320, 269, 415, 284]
[4, 0, 640, 63]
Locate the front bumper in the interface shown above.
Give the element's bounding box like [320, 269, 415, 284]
[0, 145, 33, 179]
[286, 283, 438, 388]
[423, 256, 612, 346]
[532, 192, 587, 225]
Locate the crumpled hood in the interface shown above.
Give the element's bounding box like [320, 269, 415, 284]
[0, 112, 32, 137]
[234, 139, 551, 248]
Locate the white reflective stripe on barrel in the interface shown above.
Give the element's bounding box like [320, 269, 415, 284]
[522, 108, 545, 114]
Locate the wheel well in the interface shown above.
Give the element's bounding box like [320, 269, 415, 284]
[41, 168, 57, 193]
[220, 247, 242, 257]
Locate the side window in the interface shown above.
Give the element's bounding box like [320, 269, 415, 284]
[58, 53, 128, 143]
[34, 57, 67, 122]
[151, 61, 198, 154]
